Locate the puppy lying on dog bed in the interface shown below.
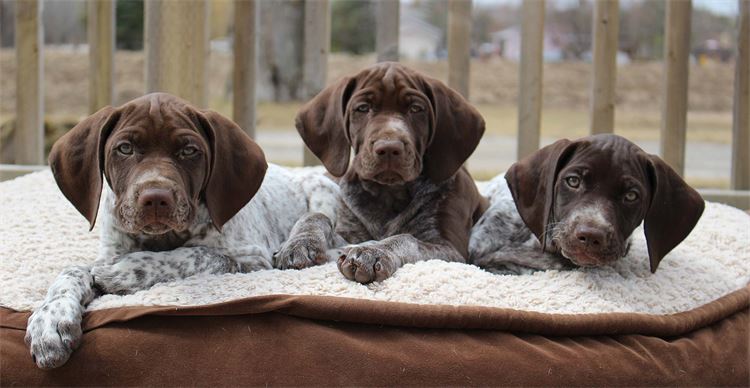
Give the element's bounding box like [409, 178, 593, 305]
[295, 62, 487, 283]
[470, 134, 704, 274]
[22, 93, 342, 369]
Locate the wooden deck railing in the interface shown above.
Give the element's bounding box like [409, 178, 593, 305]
[4, 0, 749, 208]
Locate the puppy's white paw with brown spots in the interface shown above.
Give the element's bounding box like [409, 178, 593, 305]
[25, 296, 84, 369]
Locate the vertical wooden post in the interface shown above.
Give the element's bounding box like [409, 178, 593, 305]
[517, 0, 544, 160]
[144, 0, 209, 107]
[376, 0, 399, 62]
[144, 0, 161, 94]
[731, 0, 749, 190]
[15, 0, 43, 165]
[302, 0, 330, 166]
[233, 0, 258, 138]
[447, 0, 471, 98]
[589, 0, 618, 134]
[660, 0, 691, 176]
[88, 0, 115, 113]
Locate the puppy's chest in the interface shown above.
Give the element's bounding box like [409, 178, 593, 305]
[127, 230, 194, 252]
[340, 179, 445, 239]
[116, 208, 216, 253]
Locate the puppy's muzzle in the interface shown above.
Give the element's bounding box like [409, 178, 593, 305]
[373, 139, 405, 159]
[138, 187, 176, 226]
[574, 225, 609, 250]
[563, 223, 617, 266]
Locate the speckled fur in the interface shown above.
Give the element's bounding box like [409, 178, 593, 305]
[26, 164, 339, 369]
[335, 171, 476, 283]
[470, 176, 614, 274]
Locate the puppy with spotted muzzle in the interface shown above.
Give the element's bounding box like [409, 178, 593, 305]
[470, 134, 705, 273]
[25, 93, 340, 368]
[295, 62, 488, 284]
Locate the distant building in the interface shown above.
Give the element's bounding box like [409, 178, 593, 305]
[490, 26, 564, 62]
[399, 9, 442, 61]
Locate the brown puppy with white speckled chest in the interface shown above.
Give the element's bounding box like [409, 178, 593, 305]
[295, 62, 488, 283]
[470, 134, 705, 274]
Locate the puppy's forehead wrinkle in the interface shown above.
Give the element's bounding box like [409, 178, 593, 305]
[116, 104, 149, 129]
[360, 64, 420, 96]
[149, 95, 163, 128]
[119, 95, 201, 134]
[382, 65, 397, 91]
[567, 143, 648, 186]
[588, 134, 647, 161]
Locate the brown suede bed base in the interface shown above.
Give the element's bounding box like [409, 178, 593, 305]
[2, 286, 748, 386]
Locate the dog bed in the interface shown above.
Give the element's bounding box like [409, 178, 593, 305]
[1, 170, 748, 385]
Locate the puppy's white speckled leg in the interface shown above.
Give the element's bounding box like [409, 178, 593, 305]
[25, 266, 95, 369]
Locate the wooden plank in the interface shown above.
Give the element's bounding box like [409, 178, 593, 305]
[376, 0, 399, 62]
[144, 0, 161, 94]
[144, 0, 209, 107]
[302, 0, 330, 166]
[589, 0, 619, 134]
[447, 0, 471, 98]
[233, 0, 258, 139]
[517, 0, 545, 160]
[660, 0, 691, 176]
[731, 0, 749, 190]
[14, 0, 44, 165]
[88, 0, 115, 113]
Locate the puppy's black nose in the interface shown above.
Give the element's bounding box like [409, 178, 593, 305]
[138, 188, 174, 216]
[574, 225, 606, 247]
[373, 140, 404, 158]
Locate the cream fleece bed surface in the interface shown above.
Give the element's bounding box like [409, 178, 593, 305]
[1, 169, 748, 315]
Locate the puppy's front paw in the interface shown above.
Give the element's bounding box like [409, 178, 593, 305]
[91, 261, 148, 295]
[25, 297, 83, 369]
[273, 234, 329, 270]
[337, 245, 397, 284]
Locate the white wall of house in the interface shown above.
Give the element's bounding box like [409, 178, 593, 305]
[399, 11, 441, 61]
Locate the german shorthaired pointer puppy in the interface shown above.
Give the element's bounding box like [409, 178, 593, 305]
[293, 62, 488, 283]
[25, 93, 339, 368]
[470, 134, 704, 274]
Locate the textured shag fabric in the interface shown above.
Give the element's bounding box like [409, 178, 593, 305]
[1, 169, 748, 314]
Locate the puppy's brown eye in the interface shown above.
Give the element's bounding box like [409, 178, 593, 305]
[355, 104, 370, 113]
[624, 191, 639, 202]
[409, 104, 424, 113]
[116, 142, 133, 155]
[565, 176, 581, 188]
[181, 145, 199, 157]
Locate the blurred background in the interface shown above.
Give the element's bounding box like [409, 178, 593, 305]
[0, 0, 741, 186]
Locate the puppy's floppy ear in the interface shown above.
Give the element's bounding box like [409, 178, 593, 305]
[643, 156, 704, 273]
[49, 106, 120, 230]
[421, 79, 485, 182]
[295, 76, 358, 177]
[198, 110, 267, 231]
[504, 139, 582, 249]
